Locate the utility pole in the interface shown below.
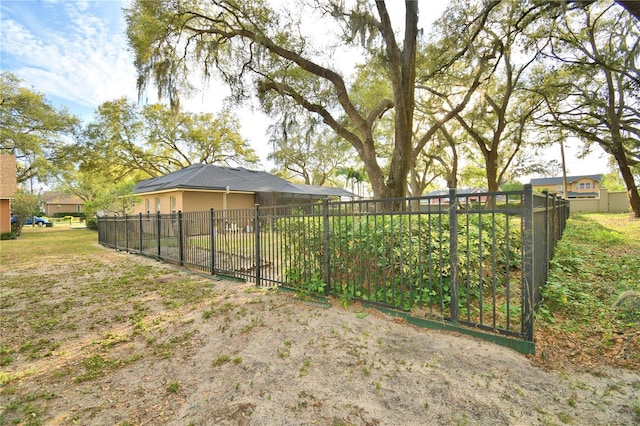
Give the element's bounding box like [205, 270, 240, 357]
[559, 134, 568, 199]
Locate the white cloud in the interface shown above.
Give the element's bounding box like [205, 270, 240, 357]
[0, 2, 138, 112]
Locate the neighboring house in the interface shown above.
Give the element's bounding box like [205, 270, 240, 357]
[130, 164, 355, 215]
[530, 175, 601, 199]
[422, 188, 488, 206]
[42, 191, 85, 216]
[0, 154, 17, 233]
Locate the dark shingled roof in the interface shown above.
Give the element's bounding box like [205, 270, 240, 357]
[133, 164, 355, 197]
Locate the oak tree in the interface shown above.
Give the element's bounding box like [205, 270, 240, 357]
[125, 0, 499, 203]
[534, 1, 640, 216]
[0, 72, 79, 185]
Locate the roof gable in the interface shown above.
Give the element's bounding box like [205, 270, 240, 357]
[42, 191, 84, 204]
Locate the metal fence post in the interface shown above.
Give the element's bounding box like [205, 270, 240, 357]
[178, 211, 184, 266]
[113, 215, 117, 249]
[522, 184, 535, 342]
[157, 211, 161, 259]
[139, 213, 143, 254]
[125, 214, 129, 253]
[543, 193, 550, 289]
[254, 204, 261, 287]
[210, 208, 216, 275]
[323, 198, 331, 296]
[448, 188, 459, 323]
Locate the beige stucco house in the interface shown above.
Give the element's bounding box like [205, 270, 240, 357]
[530, 175, 601, 199]
[130, 164, 354, 215]
[0, 154, 17, 233]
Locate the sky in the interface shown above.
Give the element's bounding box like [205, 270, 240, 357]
[0, 0, 610, 181]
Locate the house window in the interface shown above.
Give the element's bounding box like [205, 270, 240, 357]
[57, 204, 61, 209]
[77, 205, 81, 213]
[579, 182, 591, 189]
[145, 199, 150, 213]
[155, 197, 161, 212]
[170, 197, 177, 213]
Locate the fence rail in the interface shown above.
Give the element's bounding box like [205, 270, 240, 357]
[98, 185, 569, 348]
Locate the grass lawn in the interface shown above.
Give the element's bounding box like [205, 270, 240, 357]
[0, 226, 216, 382]
[535, 213, 640, 370]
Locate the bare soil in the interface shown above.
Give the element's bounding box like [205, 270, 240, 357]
[1, 238, 639, 425]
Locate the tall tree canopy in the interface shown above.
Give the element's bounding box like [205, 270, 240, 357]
[125, 0, 500, 201]
[80, 97, 257, 180]
[60, 98, 257, 215]
[420, 0, 550, 194]
[534, 1, 640, 216]
[125, 0, 639, 211]
[0, 72, 79, 185]
[267, 112, 354, 186]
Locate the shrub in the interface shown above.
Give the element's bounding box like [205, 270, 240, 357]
[0, 232, 17, 240]
[52, 212, 86, 218]
[86, 218, 98, 230]
[279, 212, 521, 311]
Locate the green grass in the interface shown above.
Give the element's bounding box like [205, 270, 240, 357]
[537, 213, 640, 366]
[0, 227, 102, 266]
[538, 214, 640, 326]
[0, 227, 218, 425]
[211, 354, 231, 366]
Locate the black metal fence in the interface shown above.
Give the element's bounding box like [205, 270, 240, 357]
[98, 185, 568, 345]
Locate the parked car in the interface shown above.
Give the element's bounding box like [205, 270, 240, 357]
[11, 215, 52, 227]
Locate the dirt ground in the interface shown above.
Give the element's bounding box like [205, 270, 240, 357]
[1, 244, 639, 425]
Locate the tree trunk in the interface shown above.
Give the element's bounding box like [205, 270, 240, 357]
[376, 0, 418, 206]
[484, 150, 500, 208]
[603, 66, 640, 217]
[612, 143, 640, 217]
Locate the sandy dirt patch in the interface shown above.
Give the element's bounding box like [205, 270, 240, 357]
[1, 246, 638, 425]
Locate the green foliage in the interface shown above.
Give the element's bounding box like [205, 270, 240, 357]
[0, 72, 79, 184]
[600, 171, 626, 192]
[268, 114, 354, 187]
[80, 98, 257, 179]
[124, 0, 433, 199]
[533, 4, 640, 217]
[538, 214, 640, 330]
[86, 218, 98, 230]
[83, 180, 138, 218]
[211, 355, 231, 367]
[51, 212, 85, 218]
[286, 265, 326, 298]
[0, 232, 17, 240]
[500, 181, 524, 191]
[9, 189, 43, 236]
[280, 212, 520, 311]
[75, 354, 108, 382]
[10, 189, 42, 218]
[166, 381, 181, 394]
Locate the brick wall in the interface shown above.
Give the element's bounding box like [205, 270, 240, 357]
[0, 155, 17, 233]
[0, 154, 17, 198]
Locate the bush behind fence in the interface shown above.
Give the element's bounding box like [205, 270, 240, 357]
[98, 185, 569, 345]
